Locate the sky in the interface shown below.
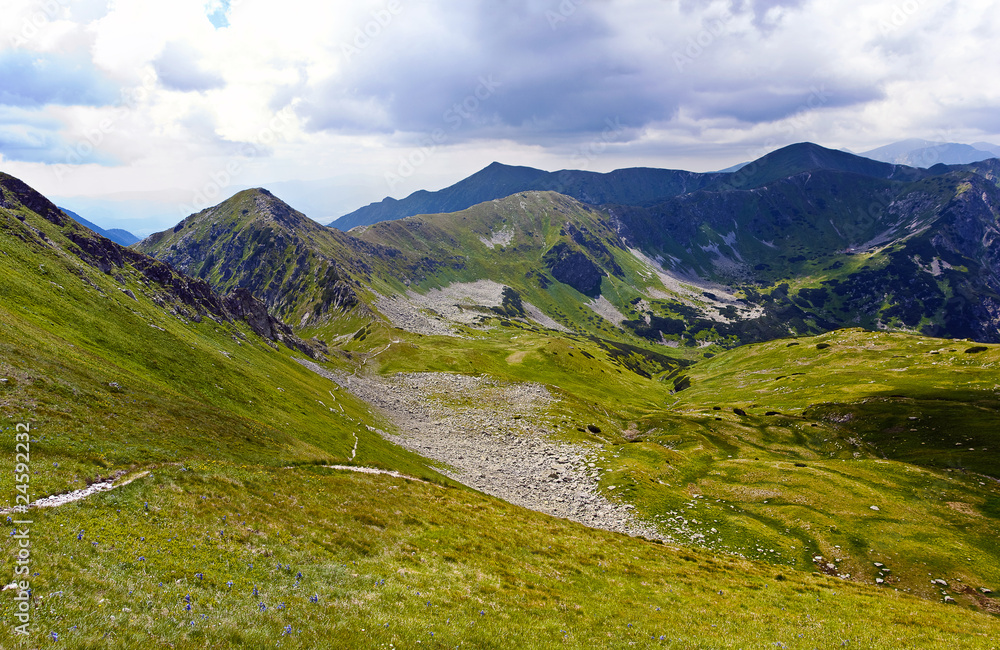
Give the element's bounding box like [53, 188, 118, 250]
[1, 0, 999, 234]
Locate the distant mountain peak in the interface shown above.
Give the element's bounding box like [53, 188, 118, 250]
[59, 206, 139, 247]
[861, 140, 999, 167]
[717, 141, 926, 190]
[329, 142, 940, 230]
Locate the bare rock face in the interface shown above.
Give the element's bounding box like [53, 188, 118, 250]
[222, 288, 323, 359]
[544, 242, 603, 296]
[320, 278, 359, 313]
[0, 174, 68, 226]
[224, 287, 281, 340]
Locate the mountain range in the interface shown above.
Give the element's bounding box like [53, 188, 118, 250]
[861, 138, 1000, 167]
[60, 206, 140, 246]
[330, 140, 998, 230]
[138, 142, 1000, 347]
[3, 142, 1000, 645]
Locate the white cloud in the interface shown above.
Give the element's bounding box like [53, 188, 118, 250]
[0, 0, 997, 230]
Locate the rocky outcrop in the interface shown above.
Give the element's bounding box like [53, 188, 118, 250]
[0, 173, 69, 226]
[543, 242, 603, 296]
[223, 288, 321, 358]
[307, 366, 668, 542]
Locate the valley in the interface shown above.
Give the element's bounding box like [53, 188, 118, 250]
[2, 144, 1000, 647]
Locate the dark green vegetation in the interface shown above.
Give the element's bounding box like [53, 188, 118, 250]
[331, 160, 723, 230]
[331, 142, 931, 230]
[4, 157, 1000, 648]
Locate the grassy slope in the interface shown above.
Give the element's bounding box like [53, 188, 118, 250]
[139, 172, 1000, 364]
[141, 187, 719, 353]
[10, 463, 1000, 649]
[658, 330, 1000, 601]
[368, 325, 1000, 615]
[0, 183, 440, 495]
[3, 175, 999, 647]
[350, 171, 1000, 350]
[352, 191, 716, 347]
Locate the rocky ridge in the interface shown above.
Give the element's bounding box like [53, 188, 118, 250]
[0, 174, 321, 358]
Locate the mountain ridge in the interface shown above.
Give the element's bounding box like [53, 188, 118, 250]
[140, 142, 1000, 347]
[331, 142, 936, 230]
[60, 206, 139, 246]
[4, 167, 1000, 642]
[1, 173, 318, 357]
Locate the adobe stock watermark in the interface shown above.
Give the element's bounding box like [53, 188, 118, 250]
[545, 0, 585, 30]
[51, 72, 159, 184]
[340, 0, 403, 62]
[879, 0, 921, 35]
[11, 423, 33, 637]
[8, 0, 71, 48]
[543, 117, 627, 195]
[384, 75, 502, 192]
[178, 107, 296, 216]
[715, 85, 832, 193]
[673, 11, 738, 73]
[570, 117, 626, 169]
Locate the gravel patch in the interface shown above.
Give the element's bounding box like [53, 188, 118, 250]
[0, 471, 150, 513]
[373, 292, 458, 337]
[323, 465, 427, 483]
[479, 226, 514, 249]
[586, 295, 626, 326]
[299, 361, 669, 542]
[374, 281, 571, 336]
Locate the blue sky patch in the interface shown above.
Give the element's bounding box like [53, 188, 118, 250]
[207, 0, 231, 29]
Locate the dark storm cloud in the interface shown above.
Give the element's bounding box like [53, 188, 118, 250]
[296, 2, 682, 143]
[691, 83, 885, 124]
[289, 1, 882, 146]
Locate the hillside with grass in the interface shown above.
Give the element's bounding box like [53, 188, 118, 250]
[4, 170, 1000, 647]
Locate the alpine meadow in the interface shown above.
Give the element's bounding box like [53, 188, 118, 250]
[3, 1, 1000, 648]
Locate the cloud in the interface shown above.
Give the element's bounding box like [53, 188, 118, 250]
[0, 124, 61, 163]
[154, 42, 225, 92]
[691, 84, 885, 124]
[296, 2, 681, 144]
[3, 0, 999, 227]
[291, 1, 897, 147]
[0, 107, 118, 165]
[0, 50, 119, 108]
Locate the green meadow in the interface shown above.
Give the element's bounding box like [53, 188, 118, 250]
[2, 176, 999, 647]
